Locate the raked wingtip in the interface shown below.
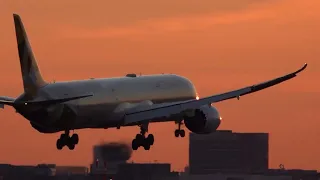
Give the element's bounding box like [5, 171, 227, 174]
[294, 63, 308, 74]
[302, 63, 308, 70]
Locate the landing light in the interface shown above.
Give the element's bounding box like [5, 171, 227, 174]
[196, 96, 199, 100]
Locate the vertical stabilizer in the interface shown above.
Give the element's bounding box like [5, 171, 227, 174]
[13, 14, 47, 96]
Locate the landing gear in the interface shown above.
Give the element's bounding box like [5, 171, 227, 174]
[132, 124, 154, 151]
[174, 121, 185, 137]
[56, 130, 79, 150]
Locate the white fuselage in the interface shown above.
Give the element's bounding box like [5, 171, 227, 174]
[15, 74, 198, 133]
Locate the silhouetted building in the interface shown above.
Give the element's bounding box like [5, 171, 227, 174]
[115, 163, 179, 180]
[264, 169, 319, 180]
[0, 164, 55, 179]
[55, 166, 88, 175]
[189, 130, 268, 174]
[180, 168, 319, 180]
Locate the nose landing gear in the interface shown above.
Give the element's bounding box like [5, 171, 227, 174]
[174, 120, 185, 137]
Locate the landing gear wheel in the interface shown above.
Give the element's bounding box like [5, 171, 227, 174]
[147, 134, 154, 145]
[56, 139, 63, 150]
[71, 134, 79, 144]
[132, 139, 139, 150]
[143, 142, 151, 150]
[67, 142, 75, 150]
[56, 130, 79, 150]
[136, 134, 144, 142]
[174, 130, 180, 137]
[180, 130, 185, 137]
[132, 134, 154, 150]
[132, 124, 154, 150]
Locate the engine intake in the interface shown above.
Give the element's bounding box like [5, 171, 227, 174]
[184, 105, 221, 134]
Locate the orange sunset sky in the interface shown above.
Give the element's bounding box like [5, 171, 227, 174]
[0, 0, 319, 171]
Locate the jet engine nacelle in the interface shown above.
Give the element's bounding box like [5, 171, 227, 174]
[184, 105, 221, 134]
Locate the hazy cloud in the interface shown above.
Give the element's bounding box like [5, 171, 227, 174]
[2, 0, 277, 27]
[48, 0, 320, 40]
[57, 2, 279, 39]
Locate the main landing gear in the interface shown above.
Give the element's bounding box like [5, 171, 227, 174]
[56, 130, 79, 150]
[174, 120, 185, 137]
[132, 124, 154, 151]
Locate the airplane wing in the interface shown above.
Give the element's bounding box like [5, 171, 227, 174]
[0, 94, 93, 107]
[123, 63, 307, 125]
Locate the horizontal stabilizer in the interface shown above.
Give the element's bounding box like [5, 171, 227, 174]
[0, 94, 93, 107]
[0, 96, 16, 108]
[17, 94, 94, 106]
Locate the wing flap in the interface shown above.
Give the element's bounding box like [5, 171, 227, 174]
[124, 63, 307, 125]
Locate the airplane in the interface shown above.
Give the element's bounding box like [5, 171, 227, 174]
[0, 14, 307, 151]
